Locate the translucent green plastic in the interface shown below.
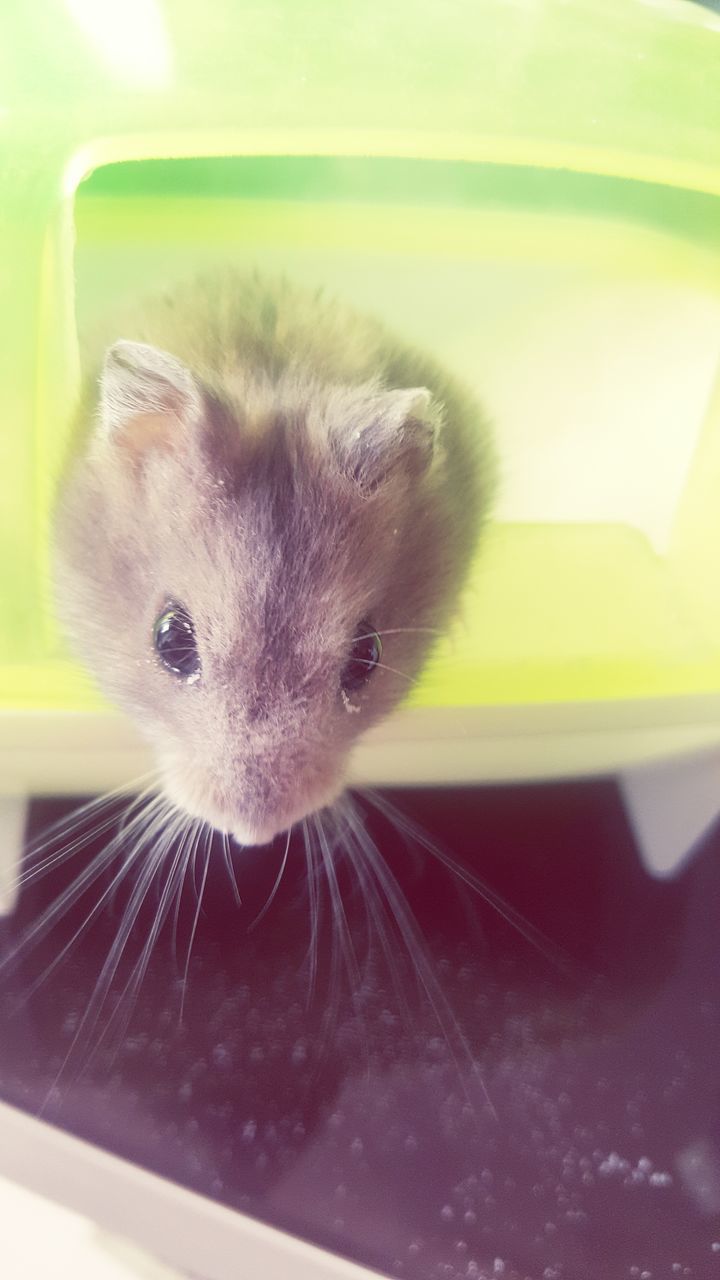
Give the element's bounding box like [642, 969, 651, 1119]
[1, 0, 719, 720]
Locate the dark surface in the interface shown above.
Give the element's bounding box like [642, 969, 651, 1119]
[0, 782, 719, 1280]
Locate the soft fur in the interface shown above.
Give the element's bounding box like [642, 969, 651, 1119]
[54, 272, 494, 844]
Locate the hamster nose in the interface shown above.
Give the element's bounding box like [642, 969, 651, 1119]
[232, 776, 347, 847]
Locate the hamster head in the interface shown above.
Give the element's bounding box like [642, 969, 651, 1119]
[54, 339, 464, 846]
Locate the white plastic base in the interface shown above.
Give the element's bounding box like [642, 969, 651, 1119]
[619, 745, 720, 878]
[0, 1171, 185, 1280]
[0, 1101, 374, 1280]
[0, 796, 26, 916]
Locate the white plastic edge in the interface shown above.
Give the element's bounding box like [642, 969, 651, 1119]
[0, 796, 26, 914]
[619, 744, 720, 878]
[2, 697, 720, 795]
[0, 1099, 378, 1280]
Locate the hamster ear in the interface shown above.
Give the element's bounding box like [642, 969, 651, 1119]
[341, 387, 438, 491]
[98, 340, 203, 456]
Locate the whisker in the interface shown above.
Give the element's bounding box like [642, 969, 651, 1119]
[301, 819, 320, 1004]
[171, 817, 201, 967]
[1, 794, 168, 977]
[351, 658, 417, 685]
[179, 826, 211, 1025]
[80, 820, 175, 1011]
[22, 774, 157, 864]
[190, 829, 203, 903]
[87, 816, 194, 1066]
[16, 811, 127, 892]
[222, 831, 242, 908]
[17, 795, 143, 892]
[365, 790, 569, 972]
[248, 828, 291, 931]
[314, 812, 362, 995]
[333, 808, 414, 1031]
[19, 803, 176, 1001]
[13, 778, 161, 921]
[357, 627, 442, 641]
[310, 813, 349, 1065]
[40, 826, 173, 1108]
[339, 795, 497, 1124]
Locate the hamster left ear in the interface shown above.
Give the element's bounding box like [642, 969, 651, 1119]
[342, 387, 439, 491]
[98, 340, 203, 457]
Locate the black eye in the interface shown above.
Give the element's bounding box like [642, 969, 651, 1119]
[341, 620, 382, 693]
[153, 603, 201, 681]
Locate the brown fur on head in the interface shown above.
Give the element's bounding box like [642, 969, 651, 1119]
[54, 275, 493, 845]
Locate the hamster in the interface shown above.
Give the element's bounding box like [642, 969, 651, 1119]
[53, 272, 494, 846]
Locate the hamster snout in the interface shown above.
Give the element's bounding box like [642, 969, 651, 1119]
[158, 748, 346, 846]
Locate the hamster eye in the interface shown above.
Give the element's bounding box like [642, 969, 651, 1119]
[153, 603, 201, 682]
[341, 621, 383, 693]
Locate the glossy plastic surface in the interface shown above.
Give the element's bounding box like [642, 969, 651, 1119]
[1, 0, 719, 747]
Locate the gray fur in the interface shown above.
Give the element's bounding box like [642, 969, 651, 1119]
[54, 272, 495, 845]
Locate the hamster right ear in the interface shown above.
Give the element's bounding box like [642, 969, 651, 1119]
[98, 340, 203, 457]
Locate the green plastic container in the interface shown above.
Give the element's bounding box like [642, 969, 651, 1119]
[1, 0, 720, 796]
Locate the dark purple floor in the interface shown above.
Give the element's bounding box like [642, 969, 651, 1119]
[0, 782, 719, 1280]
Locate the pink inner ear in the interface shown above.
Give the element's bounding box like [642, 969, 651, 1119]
[112, 411, 182, 463]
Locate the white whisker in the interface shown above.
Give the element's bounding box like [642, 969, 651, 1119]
[40, 822, 175, 1109]
[1, 794, 167, 978]
[17, 786, 153, 893]
[22, 774, 156, 864]
[248, 827, 291, 931]
[301, 819, 320, 1004]
[314, 812, 362, 995]
[310, 813, 347, 1063]
[334, 808, 414, 1030]
[20, 811, 171, 1002]
[352, 658, 417, 684]
[171, 817, 201, 967]
[222, 831, 242, 908]
[356, 627, 442, 641]
[179, 826, 211, 1024]
[339, 794, 497, 1124]
[365, 790, 569, 972]
[88, 815, 194, 1066]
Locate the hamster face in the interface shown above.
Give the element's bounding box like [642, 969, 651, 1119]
[54, 338, 466, 846]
